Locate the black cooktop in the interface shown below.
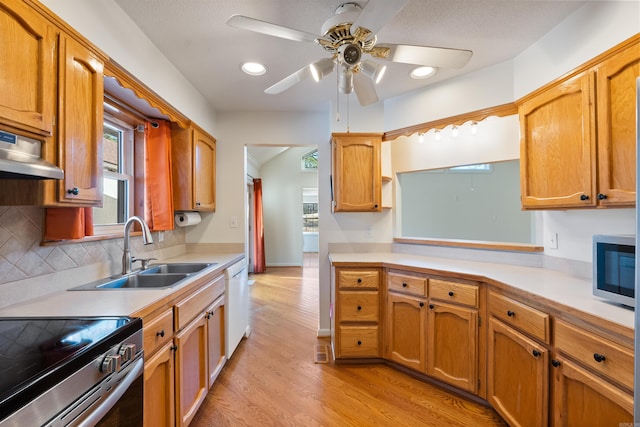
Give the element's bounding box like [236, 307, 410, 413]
[0, 316, 141, 421]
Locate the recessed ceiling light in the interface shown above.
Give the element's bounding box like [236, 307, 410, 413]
[410, 66, 437, 79]
[241, 62, 266, 76]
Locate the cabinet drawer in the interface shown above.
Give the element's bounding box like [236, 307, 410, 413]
[337, 325, 380, 358]
[555, 319, 633, 390]
[143, 308, 174, 357]
[338, 291, 379, 322]
[489, 291, 550, 344]
[430, 279, 479, 308]
[387, 271, 427, 296]
[175, 274, 225, 330]
[338, 269, 380, 289]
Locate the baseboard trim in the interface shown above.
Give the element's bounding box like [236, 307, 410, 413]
[317, 328, 331, 338]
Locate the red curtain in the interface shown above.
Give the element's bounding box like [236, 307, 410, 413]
[144, 120, 174, 231]
[252, 178, 266, 273]
[44, 207, 93, 241]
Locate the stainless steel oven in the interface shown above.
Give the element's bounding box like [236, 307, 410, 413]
[0, 317, 143, 426]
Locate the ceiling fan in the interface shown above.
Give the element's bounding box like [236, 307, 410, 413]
[227, 0, 473, 106]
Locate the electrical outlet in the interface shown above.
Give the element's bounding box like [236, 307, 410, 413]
[230, 216, 238, 228]
[366, 226, 373, 238]
[548, 232, 558, 249]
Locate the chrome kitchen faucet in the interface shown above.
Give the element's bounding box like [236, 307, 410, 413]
[122, 216, 154, 274]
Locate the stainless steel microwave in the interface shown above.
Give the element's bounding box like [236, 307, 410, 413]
[592, 234, 635, 307]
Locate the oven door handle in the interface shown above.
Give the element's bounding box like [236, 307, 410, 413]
[77, 357, 144, 427]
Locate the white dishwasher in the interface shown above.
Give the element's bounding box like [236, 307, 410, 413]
[225, 259, 250, 358]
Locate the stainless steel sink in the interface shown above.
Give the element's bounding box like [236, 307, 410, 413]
[138, 262, 214, 275]
[95, 273, 189, 289]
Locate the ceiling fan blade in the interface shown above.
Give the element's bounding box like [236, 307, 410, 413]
[264, 65, 312, 95]
[227, 15, 318, 43]
[265, 58, 335, 95]
[375, 44, 473, 69]
[353, 72, 379, 106]
[351, 0, 409, 37]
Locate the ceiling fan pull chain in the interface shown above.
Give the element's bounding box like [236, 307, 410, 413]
[335, 68, 341, 122]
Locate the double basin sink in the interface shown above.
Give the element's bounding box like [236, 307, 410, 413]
[69, 263, 215, 291]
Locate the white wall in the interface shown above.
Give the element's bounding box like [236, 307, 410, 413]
[260, 147, 318, 266]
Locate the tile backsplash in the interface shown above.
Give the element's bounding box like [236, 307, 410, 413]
[0, 206, 185, 285]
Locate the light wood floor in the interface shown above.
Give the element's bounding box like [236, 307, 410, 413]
[191, 257, 507, 426]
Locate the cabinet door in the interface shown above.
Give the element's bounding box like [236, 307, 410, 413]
[144, 342, 175, 427]
[193, 129, 216, 211]
[0, 0, 56, 135]
[519, 72, 596, 209]
[206, 295, 226, 388]
[488, 317, 548, 427]
[595, 43, 640, 207]
[332, 134, 382, 212]
[427, 302, 478, 393]
[551, 356, 632, 426]
[175, 314, 208, 427]
[55, 34, 104, 205]
[385, 292, 426, 371]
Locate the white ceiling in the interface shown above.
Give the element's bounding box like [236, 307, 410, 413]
[113, 0, 586, 114]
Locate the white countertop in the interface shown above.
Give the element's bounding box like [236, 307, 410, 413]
[0, 252, 243, 318]
[329, 252, 635, 331]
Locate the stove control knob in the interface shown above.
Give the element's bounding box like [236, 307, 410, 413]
[118, 344, 136, 362]
[101, 354, 122, 374]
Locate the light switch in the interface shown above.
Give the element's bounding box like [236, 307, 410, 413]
[230, 216, 238, 228]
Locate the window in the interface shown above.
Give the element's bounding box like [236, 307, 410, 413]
[302, 149, 318, 170]
[92, 111, 135, 232]
[303, 203, 318, 232]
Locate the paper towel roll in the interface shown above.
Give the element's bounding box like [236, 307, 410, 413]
[175, 212, 201, 227]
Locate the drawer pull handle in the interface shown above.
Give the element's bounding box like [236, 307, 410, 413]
[156, 330, 165, 338]
[402, 282, 408, 288]
[507, 310, 515, 317]
[357, 340, 362, 346]
[593, 353, 606, 363]
[551, 359, 561, 368]
[419, 302, 424, 307]
[357, 305, 362, 311]
[448, 291, 454, 297]
[357, 278, 362, 283]
[532, 349, 542, 358]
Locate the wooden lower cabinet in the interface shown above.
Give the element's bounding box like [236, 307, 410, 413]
[175, 313, 208, 427]
[551, 356, 632, 426]
[144, 342, 175, 427]
[426, 301, 478, 393]
[487, 317, 549, 427]
[206, 296, 226, 388]
[385, 291, 426, 371]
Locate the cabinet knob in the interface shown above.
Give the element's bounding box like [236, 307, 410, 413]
[357, 305, 362, 311]
[593, 353, 606, 363]
[419, 302, 424, 307]
[429, 304, 434, 309]
[580, 194, 589, 201]
[373, 204, 378, 209]
[357, 278, 362, 283]
[402, 282, 408, 288]
[551, 359, 561, 368]
[507, 310, 515, 317]
[67, 187, 79, 195]
[532, 349, 542, 358]
[156, 330, 165, 338]
[357, 340, 362, 346]
[195, 201, 201, 206]
[448, 291, 454, 297]
[597, 193, 607, 200]
[170, 344, 178, 352]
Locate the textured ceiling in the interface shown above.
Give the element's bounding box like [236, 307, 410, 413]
[113, 0, 586, 114]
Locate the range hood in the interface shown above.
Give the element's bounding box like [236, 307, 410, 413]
[0, 130, 64, 180]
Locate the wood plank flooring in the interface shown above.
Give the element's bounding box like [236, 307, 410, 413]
[191, 257, 507, 426]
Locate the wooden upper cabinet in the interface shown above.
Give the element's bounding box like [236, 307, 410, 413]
[519, 72, 596, 209]
[520, 37, 639, 209]
[331, 133, 382, 212]
[172, 123, 216, 211]
[51, 34, 104, 206]
[0, 0, 56, 136]
[595, 42, 640, 207]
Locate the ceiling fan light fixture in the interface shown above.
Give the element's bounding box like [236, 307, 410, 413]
[310, 58, 335, 82]
[339, 69, 354, 94]
[361, 60, 387, 84]
[410, 66, 437, 79]
[241, 62, 267, 76]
